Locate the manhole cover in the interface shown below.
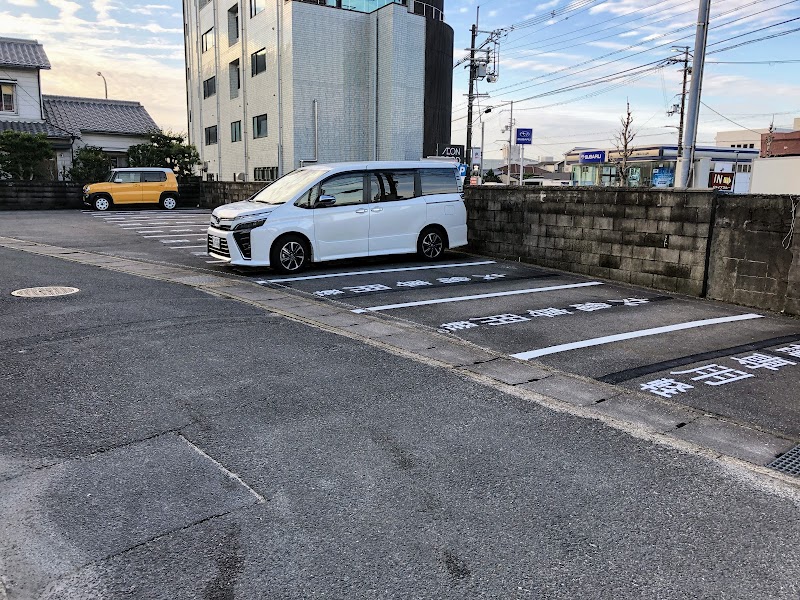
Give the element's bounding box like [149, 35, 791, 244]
[767, 444, 800, 477]
[11, 286, 80, 298]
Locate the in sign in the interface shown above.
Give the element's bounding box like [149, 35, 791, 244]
[516, 128, 533, 145]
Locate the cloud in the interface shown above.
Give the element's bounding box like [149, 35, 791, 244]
[7, 0, 38, 6]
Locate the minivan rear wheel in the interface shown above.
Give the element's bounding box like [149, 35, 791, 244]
[271, 234, 310, 274]
[417, 226, 446, 260]
[93, 195, 112, 211]
[160, 196, 177, 210]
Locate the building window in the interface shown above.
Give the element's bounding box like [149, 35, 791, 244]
[231, 121, 242, 142]
[227, 4, 239, 44]
[229, 59, 240, 98]
[201, 28, 215, 52]
[205, 125, 218, 145]
[198, 0, 211, 9]
[203, 76, 216, 99]
[250, 0, 265, 17]
[254, 167, 278, 181]
[253, 114, 268, 138]
[0, 83, 15, 112]
[251, 48, 266, 76]
[749, 143, 755, 148]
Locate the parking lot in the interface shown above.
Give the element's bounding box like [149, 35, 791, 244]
[70, 208, 800, 438]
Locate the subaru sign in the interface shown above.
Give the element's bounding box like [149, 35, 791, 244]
[516, 128, 533, 145]
[579, 150, 606, 163]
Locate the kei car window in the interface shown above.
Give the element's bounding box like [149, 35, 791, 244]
[420, 168, 458, 195]
[317, 172, 365, 207]
[141, 171, 167, 182]
[113, 171, 141, 183]
[374, 170, 416, 202]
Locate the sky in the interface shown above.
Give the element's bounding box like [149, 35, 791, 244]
[3, 0, 799, 160]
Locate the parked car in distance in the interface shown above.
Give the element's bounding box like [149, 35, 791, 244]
[83, 168, 180, 211]
[207, 161, 468, 273]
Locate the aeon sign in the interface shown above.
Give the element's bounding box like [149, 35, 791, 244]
[579, 150, 606, 163]
[438, 145, 465, 160]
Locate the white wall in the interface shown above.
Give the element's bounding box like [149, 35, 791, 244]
[0, 68, 43, 121]
[750, 157, 800, 194]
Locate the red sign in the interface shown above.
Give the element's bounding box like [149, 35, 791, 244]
[470, 176, 479, 185]
[708, 172, 734, 191]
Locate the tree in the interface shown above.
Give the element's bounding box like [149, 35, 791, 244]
[612, 100, 637, 186]
[68, 145, 112, 182]
[127, 131, 199, 178]
[483, 168, 502, 183]
[0, 130, 54, 180]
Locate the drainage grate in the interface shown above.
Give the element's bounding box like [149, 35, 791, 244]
[11, 286, 80, 298]
[768, 444, 800, 476]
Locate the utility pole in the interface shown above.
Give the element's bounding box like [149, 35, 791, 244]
[507, 100, 513, 184]
[465, 10, 479, 168]
[675, 46, 689, 159]
[678, 0, 711, 188]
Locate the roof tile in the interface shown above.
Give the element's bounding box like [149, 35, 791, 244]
[43, 96, 160, 136]
[0, 37, 51, 69]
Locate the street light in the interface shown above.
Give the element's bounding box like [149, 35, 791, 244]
[97, 72, 107, 99]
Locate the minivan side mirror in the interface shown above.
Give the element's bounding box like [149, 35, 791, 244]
[316, 194, 336, 207]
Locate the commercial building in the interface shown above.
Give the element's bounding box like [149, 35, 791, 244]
[565, 144, 759, 192]
[183, 0, 453, 182]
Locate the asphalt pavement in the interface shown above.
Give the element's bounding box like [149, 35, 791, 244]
[0, 209, 799, 599]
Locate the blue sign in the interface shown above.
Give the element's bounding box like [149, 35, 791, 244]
[580, 150, 606, 163]
[458, 164, 469, 177]
[652, 167, 675, 188]
[516, 128, 533, 145]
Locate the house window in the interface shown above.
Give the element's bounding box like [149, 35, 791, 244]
[201, 28, 215, 52]
[250, 0, 265, 17]
[203, 76, 216, 99]
[229, 60, 240, 99]
[253, 114, 267, 138]
[254, 167, 278, 181]
[251, 48, 266, 76]
[231, 121, 242, 142]
[0, 83, 15, 112]
[205, 125, 218, 145]
[227, 4, 239, 44]
[198, 0, 211, 8]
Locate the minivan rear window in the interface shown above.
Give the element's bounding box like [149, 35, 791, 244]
[420, 168, 458, 195]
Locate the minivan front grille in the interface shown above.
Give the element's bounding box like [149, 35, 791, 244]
[233, 231, 252, 259]
[208, 234, 230, 257]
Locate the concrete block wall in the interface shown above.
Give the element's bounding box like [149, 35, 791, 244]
[707, 194, 799, 315]
[0, 182, 83, 210]
[464, 186, 715, 296]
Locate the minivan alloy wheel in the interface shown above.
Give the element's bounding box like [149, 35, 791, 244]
[93, 197, 110, 211]
[161, 196, 177, 210]
[420, 231, 444, 259]
[279, 241, 306, 271]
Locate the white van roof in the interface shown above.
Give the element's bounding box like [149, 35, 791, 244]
[304, 161, 457, 172]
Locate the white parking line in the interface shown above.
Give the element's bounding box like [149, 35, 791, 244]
[350, 281, 604, 313]
[177, 246, 207, 250]
[137, 228, 204, 233]
[510, 313, 765, 360]
[264, 261, 498, 283]
[119, 222, 208, 227]
[206, 260, 227, 264]
[143, 233, 208, 238]
[160, 239, 191, 243]
[192, 251, 209, 255]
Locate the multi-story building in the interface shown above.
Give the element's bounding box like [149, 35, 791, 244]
[183, 0, 453, 182]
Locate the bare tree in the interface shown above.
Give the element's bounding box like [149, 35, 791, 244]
[612, 100, 637, 186]
[764, 119, 775, 158]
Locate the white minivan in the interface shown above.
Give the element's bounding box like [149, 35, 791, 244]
[207, 161, 467, 273]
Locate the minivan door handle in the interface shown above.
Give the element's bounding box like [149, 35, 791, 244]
[355, 208, 369, 214]
[371, 207, 383, 213]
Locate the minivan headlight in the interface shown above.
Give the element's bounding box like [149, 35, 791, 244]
[233, 218, 266, 231]
[83, 185, 90, 194]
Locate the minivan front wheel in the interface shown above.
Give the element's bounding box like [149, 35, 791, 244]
[271, 235, 310, 274]
[417, 227, 446, 260]
[93, 195, 111, 211]
[161, 196, 177, 210]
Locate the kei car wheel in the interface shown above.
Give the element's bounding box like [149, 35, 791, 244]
[417, 227, 446, 260]
[271, 235, 310, 274]
[93, 196, 111, 211]
[161, 196, 177, 210]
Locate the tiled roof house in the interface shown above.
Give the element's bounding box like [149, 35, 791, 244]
[0, 37, 160, 177]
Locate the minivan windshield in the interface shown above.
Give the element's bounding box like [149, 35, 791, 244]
[250, 168, 329, 205]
